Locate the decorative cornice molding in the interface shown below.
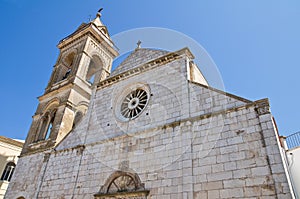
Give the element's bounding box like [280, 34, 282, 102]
[60, 40, 85, 57]
[52, 144, 85, 155]
[39, 83, 73, 101]
[20, 144, 85, 158]
[58, 25, 118, 58]
[94, 190, 150, 199]
[89, 39, 111, 65]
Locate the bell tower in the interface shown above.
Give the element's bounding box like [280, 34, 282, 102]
[22, 10, 119, 155]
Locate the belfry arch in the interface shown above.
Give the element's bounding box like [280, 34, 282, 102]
[53, 51, 77, 84]
[86, 55, 104, 84]
[61, 51, 76, 80]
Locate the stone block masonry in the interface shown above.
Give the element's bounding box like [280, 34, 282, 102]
[5, 51, 294, 198]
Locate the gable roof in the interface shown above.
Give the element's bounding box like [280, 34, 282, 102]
[111, 48, 169, 76]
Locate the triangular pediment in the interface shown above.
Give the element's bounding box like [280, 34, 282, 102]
[111, 48, 169, 76]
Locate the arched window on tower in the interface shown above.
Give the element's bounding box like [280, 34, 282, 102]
[37, 110, 56, 141]
[86, 55, 103, 85]
[45, 115, 55, 140]
[0, 162, 16, 182]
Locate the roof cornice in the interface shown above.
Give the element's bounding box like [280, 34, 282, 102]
[97, 47, 193, 89]
[0, 136, 24, 148]
[57, 23, 118, 57]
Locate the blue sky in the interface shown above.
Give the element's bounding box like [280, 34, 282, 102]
[0, 0, 299, 140]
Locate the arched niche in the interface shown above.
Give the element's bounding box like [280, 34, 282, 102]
[94, 171, 149, 199]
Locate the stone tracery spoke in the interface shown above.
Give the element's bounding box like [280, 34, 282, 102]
[120, 89, 149, 119]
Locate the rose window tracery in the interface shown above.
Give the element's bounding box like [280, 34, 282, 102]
[120, 89, 148, 119]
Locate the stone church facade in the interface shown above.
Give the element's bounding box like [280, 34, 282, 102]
[5, 11, 295, 199]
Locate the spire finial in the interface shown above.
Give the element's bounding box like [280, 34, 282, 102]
[97, 8, 103, 17]
[136, 40, 142, 49]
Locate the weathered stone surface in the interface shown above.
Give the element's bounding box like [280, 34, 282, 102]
[5, 14, 294, 199]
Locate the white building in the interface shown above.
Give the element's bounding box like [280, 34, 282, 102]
[0, 136, 23, 199]
[281, 132, 300, 198]
[5, 10, 296, 199]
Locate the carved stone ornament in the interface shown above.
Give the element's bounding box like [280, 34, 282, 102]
[94, 171, 149, 199]
[255, 98, 270, 115]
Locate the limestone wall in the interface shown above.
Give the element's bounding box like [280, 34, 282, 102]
[6, 108, 292, 198]
[5, 56, 293, 198]
[5, 153, 44, 199]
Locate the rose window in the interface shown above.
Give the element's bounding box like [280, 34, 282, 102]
[120, 89, 148, 119]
